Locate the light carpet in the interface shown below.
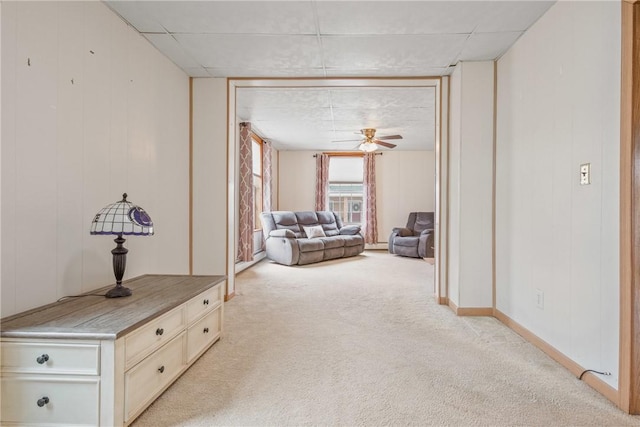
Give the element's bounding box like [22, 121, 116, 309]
[132, 251, 639, 426]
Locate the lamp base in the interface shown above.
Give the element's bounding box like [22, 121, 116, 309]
[105, 284, 132, 298]
[107, 234, 131, 298]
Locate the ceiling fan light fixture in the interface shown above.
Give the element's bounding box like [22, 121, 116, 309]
[359, 142, 378, 152]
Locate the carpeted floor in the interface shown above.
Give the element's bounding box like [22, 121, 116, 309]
[132, 251, 639, 426]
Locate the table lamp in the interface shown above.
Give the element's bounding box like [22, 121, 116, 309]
[90, 193, 154, 298]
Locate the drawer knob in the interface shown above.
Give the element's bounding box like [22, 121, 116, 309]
[158, 365, 165, 374]
[156, 328, 164, 336]
[203, 327, 209, 333]
[203, 299, 209, 305]
[37, 396, 50, 407]
[36, 354, 50, 364]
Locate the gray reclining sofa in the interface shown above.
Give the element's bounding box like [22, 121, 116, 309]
[260, 211, 364, 266]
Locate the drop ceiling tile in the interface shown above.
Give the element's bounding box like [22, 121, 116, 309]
[184, 67, 213, 78]
[458, 32, 523, 61]
[316, 1, 492, 35]
[330, 87, 435, 109]
[475, 1, 555, 33]
[333, 107, 435, 123]
[105, 1, 166, 33]
[247, 108, 334, 122]
[321, 34, 468, 70]
[331, 109, 388, 123]
[107, 1, 317, 34]
[331, 120, 404, 133]
[144, 34, 200, 69]
[175, 34, 323, 69]
[238, 88, 332, 109]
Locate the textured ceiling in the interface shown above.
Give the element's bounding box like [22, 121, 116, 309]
[236, 86, 436, 150]
[105, 1, 555, 151]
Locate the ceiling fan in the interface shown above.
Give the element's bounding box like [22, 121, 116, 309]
[332, 128, 403, 152]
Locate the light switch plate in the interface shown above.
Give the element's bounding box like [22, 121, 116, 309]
[580, 163, 591, 185]
[536, 289, 544, 309]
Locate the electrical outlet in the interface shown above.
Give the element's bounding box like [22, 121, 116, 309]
[580, 163, 591, 185]
[536, 289, 544, 309]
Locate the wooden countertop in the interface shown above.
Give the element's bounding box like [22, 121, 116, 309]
[0, 275, 226, 340]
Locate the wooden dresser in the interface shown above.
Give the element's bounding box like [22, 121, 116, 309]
[0, 274, 226, 426]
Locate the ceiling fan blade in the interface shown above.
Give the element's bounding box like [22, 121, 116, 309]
[332, 138, 364, 143]
[376, 134, 403, 140]
[375, 140, 397, 149]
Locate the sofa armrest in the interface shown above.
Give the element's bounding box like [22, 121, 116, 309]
[393, 227, 413, 237]
[418, 230, 435, 258]
[268, 229, 296, 239]
[339, 225, 361, 235]
[420, 228, 434, 236]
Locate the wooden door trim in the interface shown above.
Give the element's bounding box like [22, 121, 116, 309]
[619, 0, 640, 414]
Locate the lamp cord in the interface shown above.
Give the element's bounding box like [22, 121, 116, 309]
[578, 369, 611, 380]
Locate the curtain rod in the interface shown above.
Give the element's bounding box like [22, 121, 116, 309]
[312, 152, 383, 158]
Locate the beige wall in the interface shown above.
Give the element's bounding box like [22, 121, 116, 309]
[277, 151, 316, 212]
[495, 1, 621, 389]
[192, 78, 227, 276]
[447, 61, 495, 309]
[277, 150, 435, 242]
[1, 2, 190, 316]
[376, 151, 435, 243]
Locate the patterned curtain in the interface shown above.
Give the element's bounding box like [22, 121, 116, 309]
[363, 153, 378, 244]
[237, 122, 254, 262]
[262, 140, 273, 212]
[315, 154, 330, 211]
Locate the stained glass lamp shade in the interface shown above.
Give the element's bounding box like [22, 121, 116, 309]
[90, 193, 154, 298]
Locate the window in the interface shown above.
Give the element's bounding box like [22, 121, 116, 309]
[252, 135, 263, 230]
[328, 183, 363, 225]
[328, 156, 364, 225]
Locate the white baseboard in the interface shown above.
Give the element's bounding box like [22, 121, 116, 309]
[235, 251, 266, 273]
[365, 243, 388, 250]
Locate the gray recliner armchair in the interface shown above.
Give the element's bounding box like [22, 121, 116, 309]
[388, 212, 435, 258]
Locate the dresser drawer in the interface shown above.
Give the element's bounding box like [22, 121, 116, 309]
[1, 375, 99, 425]
[187, 306, 222, 362]
[186, 284, 223, 324]
[1, 341, 99, 375]
[124, 332, 187, 422]
[125, 305, 185, 368]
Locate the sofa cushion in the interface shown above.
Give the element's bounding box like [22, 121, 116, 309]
[412, 213, 434, 235]
[344, 245, 362, 257]
[297, 238, 324, 253]
[298, 251, 325, 265]
[316, 211, 340, 236]
[295, 211, 319, 226]
[324, 247, 345, 260]
[320, 237, 344, 249]
[340, 235, 365, 247]
[339, 225, 361, 235]
[393, 236, 420, 247]
[272, 211, 303, 238]
[393, 243, 419, 258]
